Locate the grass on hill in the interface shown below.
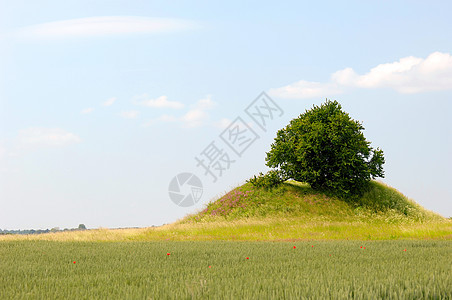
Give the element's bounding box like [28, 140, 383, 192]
[184, 180, 442, 223]
[1, 180, 450, 241]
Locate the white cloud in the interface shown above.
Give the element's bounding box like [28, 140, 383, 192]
[181, 96, 216, 128]
[141, 95, 216, 128]
[333, 52, 452, 93]
[158, 114, 178, 122]
[212, 117, 254, 130]
[194, 95, 215, 110]
[120, 110, 140, 119]
[270, 51, 452, 98]
[181, 109, 208, 128]
[103, 97, 116, 106]
[137, 95, 184, 109]
[269, 80, 343, 99]
[17, 128, 81, 148]
[81, 107, 94, 114]
[10, 16, 198, 40]
[141, 114, 177, 127]
[214, 118, 233, 129]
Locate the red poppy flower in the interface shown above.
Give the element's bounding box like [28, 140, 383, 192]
[167, 253, 170, 256]
[293, 246, 296, 249]
[73, 261, 76, 264]
[246, 257, 249, 260]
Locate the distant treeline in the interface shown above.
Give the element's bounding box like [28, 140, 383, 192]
[0, 224, 87, 235]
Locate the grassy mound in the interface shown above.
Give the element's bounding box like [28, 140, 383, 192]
[183, 180, 443, 224]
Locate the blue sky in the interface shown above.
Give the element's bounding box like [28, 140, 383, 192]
[0, 1, 451, 229]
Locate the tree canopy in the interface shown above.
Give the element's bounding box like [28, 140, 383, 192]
[263, 100, 385, 197]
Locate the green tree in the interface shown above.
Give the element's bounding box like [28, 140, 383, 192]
[78, 224, 87, 230]
[265, 100, 384, 197]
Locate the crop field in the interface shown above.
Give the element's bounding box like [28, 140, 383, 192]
[0, 240, 450, 299]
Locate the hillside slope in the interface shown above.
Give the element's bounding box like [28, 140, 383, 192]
[183, 180, 444, 224]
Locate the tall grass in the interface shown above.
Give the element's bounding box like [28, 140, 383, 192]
[1, 216, 450, 242]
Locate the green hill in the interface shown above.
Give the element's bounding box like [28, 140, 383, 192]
[184, 180, 443, 223]
[163, 180, 451, 241]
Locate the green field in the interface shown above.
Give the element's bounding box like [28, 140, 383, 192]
[1, 181, 451, 298]
[1, 240, 451, 299]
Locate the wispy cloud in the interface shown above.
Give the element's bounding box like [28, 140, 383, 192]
[142, 95, 216, 128]
[141, 114, 177, 127]
[120, 110, 140, 119]
[103, 97, 116, 107]
[193, 95, 215, 110]
[181, 95, 215, 128]
[81, 107, 94, 114]
[17, 128, 81, 148]
[269, 81, 343, 99]
[10, 16, 198, 40]
[136, 95, 184, 109]
[158, 114, 178, 122]
[270, 51, 452, 98]
[213, 118, 233, 129]
[181, 110, 208, 128]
